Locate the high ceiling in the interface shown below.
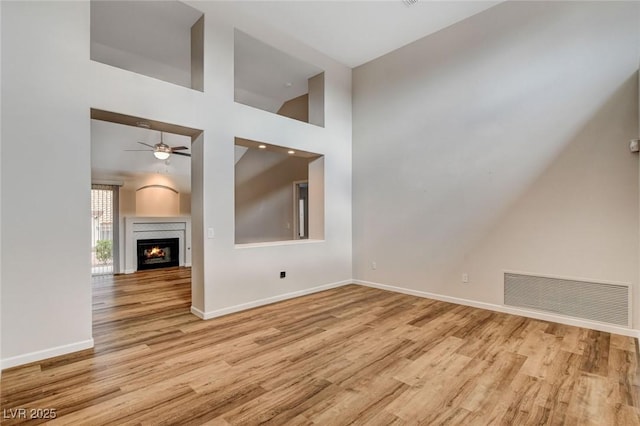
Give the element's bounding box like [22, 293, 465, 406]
[212, 1, 501, 68]
[91, 0, 501, 71]
[89, 0, 501, 191]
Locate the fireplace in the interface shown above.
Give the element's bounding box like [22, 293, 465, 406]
[136, 238, 179, 271]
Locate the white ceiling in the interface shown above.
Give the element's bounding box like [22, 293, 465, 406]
[229, 1, 501, 68]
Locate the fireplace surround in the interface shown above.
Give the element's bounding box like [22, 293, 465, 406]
[123, 216, 191, 274]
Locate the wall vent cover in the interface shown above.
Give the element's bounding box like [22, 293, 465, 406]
[504, 272, 630, 327]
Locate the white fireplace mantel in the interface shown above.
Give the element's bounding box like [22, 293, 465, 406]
[124, 216, 192, 274]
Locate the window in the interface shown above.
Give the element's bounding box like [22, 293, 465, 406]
[91, 184, 119, 275]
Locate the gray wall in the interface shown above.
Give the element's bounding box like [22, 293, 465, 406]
[353, 2, 640, 325]
[235, 148, 309, 243]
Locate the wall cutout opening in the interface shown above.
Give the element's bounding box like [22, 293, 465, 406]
[235, 137, 325, 244]
[90, 108, 202, 275]
[90, 1, 204, 91]
[234, 29, 325, 127]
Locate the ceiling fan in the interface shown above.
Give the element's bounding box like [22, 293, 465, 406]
[126, 132, 190, 160]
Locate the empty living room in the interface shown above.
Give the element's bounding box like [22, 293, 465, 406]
[1, 0, 639, 424]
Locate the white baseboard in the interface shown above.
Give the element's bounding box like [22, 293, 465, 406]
[191, 280, 352, 320]
[190, 305, 206, 319]
[1, 338, 94, 370]
[5, 278, 636, 372]
[354, 279, 640, 339]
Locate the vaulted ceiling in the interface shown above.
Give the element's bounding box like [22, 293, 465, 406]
[89, 1, 501, 192]
[228, 1, 501, 68]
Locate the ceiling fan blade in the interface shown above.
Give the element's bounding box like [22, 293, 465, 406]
[172, 151, 191, 157]
[137, 141, 156, 148]
[171, 146, 189, 151]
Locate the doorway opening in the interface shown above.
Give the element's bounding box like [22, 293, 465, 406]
[90, 108, 204, 329]
[293, 181, 309, 240]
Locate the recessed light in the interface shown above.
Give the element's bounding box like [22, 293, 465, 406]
[258, 144, 266, 149]
[288, 150, 295, 155]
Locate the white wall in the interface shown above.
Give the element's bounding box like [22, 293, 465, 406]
[190, 133, 204, 312]
[191, 1, 352, 316]
[1, 2, 93, 367]
[1, 1, 352, 366]
[118, 187, 136, 274]
[91, 42, 191, 89]
[353, 2, 640, 327]
[0, 0, 3, 374]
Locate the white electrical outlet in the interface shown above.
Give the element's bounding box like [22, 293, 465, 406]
[371, 261, 377, 270]
[462, 273, 469, 283]
[207, 228, 215, 239]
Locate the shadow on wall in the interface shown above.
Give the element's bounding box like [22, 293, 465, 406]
[450, 72, 639, 302]
[352, 1, 639, 305]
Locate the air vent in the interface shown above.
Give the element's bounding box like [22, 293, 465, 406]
[504, 272, 630, 327]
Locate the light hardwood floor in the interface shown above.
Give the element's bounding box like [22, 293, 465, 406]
[2, 268, 639, 425]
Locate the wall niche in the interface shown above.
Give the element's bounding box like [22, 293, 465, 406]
[91, 0, 204, 91]
[235, 137, 325, 244]
[234, 30, 325, 127]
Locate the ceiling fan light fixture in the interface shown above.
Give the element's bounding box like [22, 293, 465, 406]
[153, 142, 172, 160]
[153, 151, 170, 160]
[127, 131, 190, 159]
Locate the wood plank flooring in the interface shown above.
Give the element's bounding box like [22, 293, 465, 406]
[2, 268, 640, 425]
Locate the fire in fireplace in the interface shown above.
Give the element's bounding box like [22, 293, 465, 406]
[145, 246, 165, 259]
[137, 238, 179, 271]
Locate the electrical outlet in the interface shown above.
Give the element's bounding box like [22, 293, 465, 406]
[280, 271, 286, 279]
[371, 261, 377, 270]
[462, 273, 469, 283]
